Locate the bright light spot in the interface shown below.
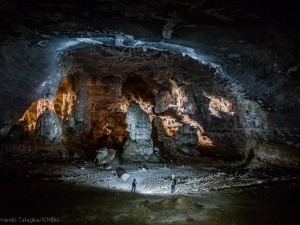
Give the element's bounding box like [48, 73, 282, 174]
[56, 40, 80, 51]
[41, 81, 51, 87]
[76, 38, 103, 45]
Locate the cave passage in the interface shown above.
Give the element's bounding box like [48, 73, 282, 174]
[14, 44, 253, 164]
[1, 33, 299, 167]
[0, 1, 300, 225]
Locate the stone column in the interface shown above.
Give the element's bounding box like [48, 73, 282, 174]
[123, 101, 154, 162]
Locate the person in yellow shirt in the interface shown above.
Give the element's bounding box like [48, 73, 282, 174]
[170, 174, 176, 193]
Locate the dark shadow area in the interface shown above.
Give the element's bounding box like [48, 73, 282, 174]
[0, 159, 299, 225]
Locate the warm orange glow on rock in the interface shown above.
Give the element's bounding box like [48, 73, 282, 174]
[14, 45, 254, 161]
[19, 98, 56, 133]
[158, 115, 180, 137]
[54, 76, 76, 120]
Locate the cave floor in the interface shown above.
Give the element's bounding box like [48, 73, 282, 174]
[0, 156, 299, 225]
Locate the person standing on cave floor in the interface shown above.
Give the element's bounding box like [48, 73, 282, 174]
[170, 174, 176, 193]
[131, 178, 137, 193]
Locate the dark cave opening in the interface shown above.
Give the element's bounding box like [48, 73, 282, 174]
[95, 134, 127, 153]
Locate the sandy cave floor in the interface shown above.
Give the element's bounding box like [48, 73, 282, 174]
[0, 156, 300, 225]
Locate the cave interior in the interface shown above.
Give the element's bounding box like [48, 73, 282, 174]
[0, 0, 300, 224]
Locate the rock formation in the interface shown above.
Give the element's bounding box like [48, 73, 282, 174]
[116, 167, 130, 181]
[95, 147, 116, 166]
[123, 101, 155, 162]
[0, 0, 299, 167]
[36, 109, 62, 146]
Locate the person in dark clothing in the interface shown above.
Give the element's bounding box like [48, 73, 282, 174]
[131, 178, 137, 193]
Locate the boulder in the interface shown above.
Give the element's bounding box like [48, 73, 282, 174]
[95, 147, 116, 165]
[116, 167, 130, 180]
[104, 164, 112, 170]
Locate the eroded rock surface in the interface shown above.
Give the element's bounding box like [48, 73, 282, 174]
[123, 101, 155, 162]
[0, 0, 299, 167]
[95, 147, 116, 166]
[36, 109, 62, 145]
[116, 167, 130, 181]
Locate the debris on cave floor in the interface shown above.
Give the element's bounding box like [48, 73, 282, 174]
[2, 156, 299, 196]
[0, 157, 299, 225]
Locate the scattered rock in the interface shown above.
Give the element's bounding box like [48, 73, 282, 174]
[139, 164, 149, 171]
[104, 163, 112, 170]
[120, 173, 130, 181]
[116, 167, 130, 180]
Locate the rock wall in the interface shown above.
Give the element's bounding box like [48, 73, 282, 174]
[60, 75, 90, 135]
[0, 125, 29, 157]
[0, 0, 299, 167]
[4, 43, 296, 165]
[255, 143, 300, 167]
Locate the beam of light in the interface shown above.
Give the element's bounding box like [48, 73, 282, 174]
[55, 39, 80, 51]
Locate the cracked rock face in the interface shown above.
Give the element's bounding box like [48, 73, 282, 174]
[0, 0, 299, 167]
[36, 109, 62, 145]
[123, 101, 154, 162]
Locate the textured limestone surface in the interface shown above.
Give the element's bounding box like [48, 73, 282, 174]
[95, 147, 116, 166]
[36, 109, 62, 145]
[0, 0, 299, 167]
[123, 101, 155, 162]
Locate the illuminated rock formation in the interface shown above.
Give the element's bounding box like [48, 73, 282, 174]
[123, 101, 155, 162]
[36, 109, 62, 146]
[0, 0, 299, 166]
[95, 147, 116, 166]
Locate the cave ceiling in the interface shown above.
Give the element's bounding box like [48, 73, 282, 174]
[0, 0, 299, 165]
